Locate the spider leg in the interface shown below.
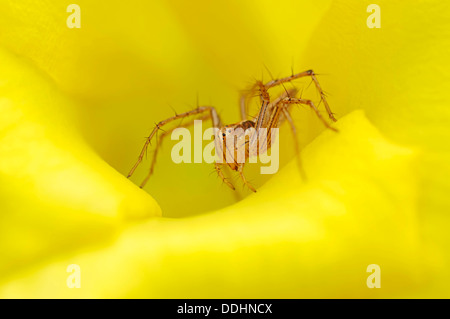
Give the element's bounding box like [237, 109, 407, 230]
[139, 115, 210, 188]
[264, 69, 337, 122]
[280, 107, 300, 157]
[264, 89, 297, 126]
[254, 81, 272, 132]
[256, 89, 294, 153]
[215, 163, 235, 190]
[281, 97, 338, 132]
[260, 92, 308, 180]
[238, 164, 256, 192]
[239, 83, 258, 121]
[246, 88, 294, 156]
[128, 106, 222, 185]
[248, 86, 270, 152]
[281, 107, 307, 180]
[239, 77, 273, 122]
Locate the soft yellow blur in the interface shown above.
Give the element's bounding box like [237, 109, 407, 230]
[0, 0, 449, 298]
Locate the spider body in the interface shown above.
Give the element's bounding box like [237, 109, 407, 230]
[216, 120, 256, 172]
[128, 70, 337, 192]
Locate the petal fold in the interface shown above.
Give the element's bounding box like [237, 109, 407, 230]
[3, 110, 440, 298]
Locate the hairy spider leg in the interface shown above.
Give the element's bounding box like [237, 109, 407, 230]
[245, 89, 296, 156]
[236, 90, 297, 192]
[239, 83, 259, 121]
[127, 106, 235, 189]
[215, 163, 235, 190]
[237, 164, 256, 193]
[264, 69, 337, 123]
[281, 97, 338, 132]
[281, 107, 307, 180]
[138, 115, 209, 188]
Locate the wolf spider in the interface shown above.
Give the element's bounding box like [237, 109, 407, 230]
[128, 70, 337, 192]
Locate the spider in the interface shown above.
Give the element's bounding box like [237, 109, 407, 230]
[127, 70, 337, 192]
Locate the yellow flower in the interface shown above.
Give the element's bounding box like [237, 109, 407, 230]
[0, 0, 449, 298]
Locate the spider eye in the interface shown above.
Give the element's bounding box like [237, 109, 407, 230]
[222, 133, 226, 137]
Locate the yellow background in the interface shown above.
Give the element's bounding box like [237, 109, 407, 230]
[0, 0, 449, 298]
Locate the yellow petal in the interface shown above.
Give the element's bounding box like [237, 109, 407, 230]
[0, 1, 335, 216]
[3, 110, 441, 298]
[0, 48, 160, 280]
[1, 0, 449, 299]
[303, 0, 450, 278]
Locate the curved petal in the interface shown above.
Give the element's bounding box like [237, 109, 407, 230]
[0, 1, 334, 216]
[0, 0, 449, 298]
[0, 48, 160, 281]
[2, 111, 441, 298]
[302, 0, 450, 272]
